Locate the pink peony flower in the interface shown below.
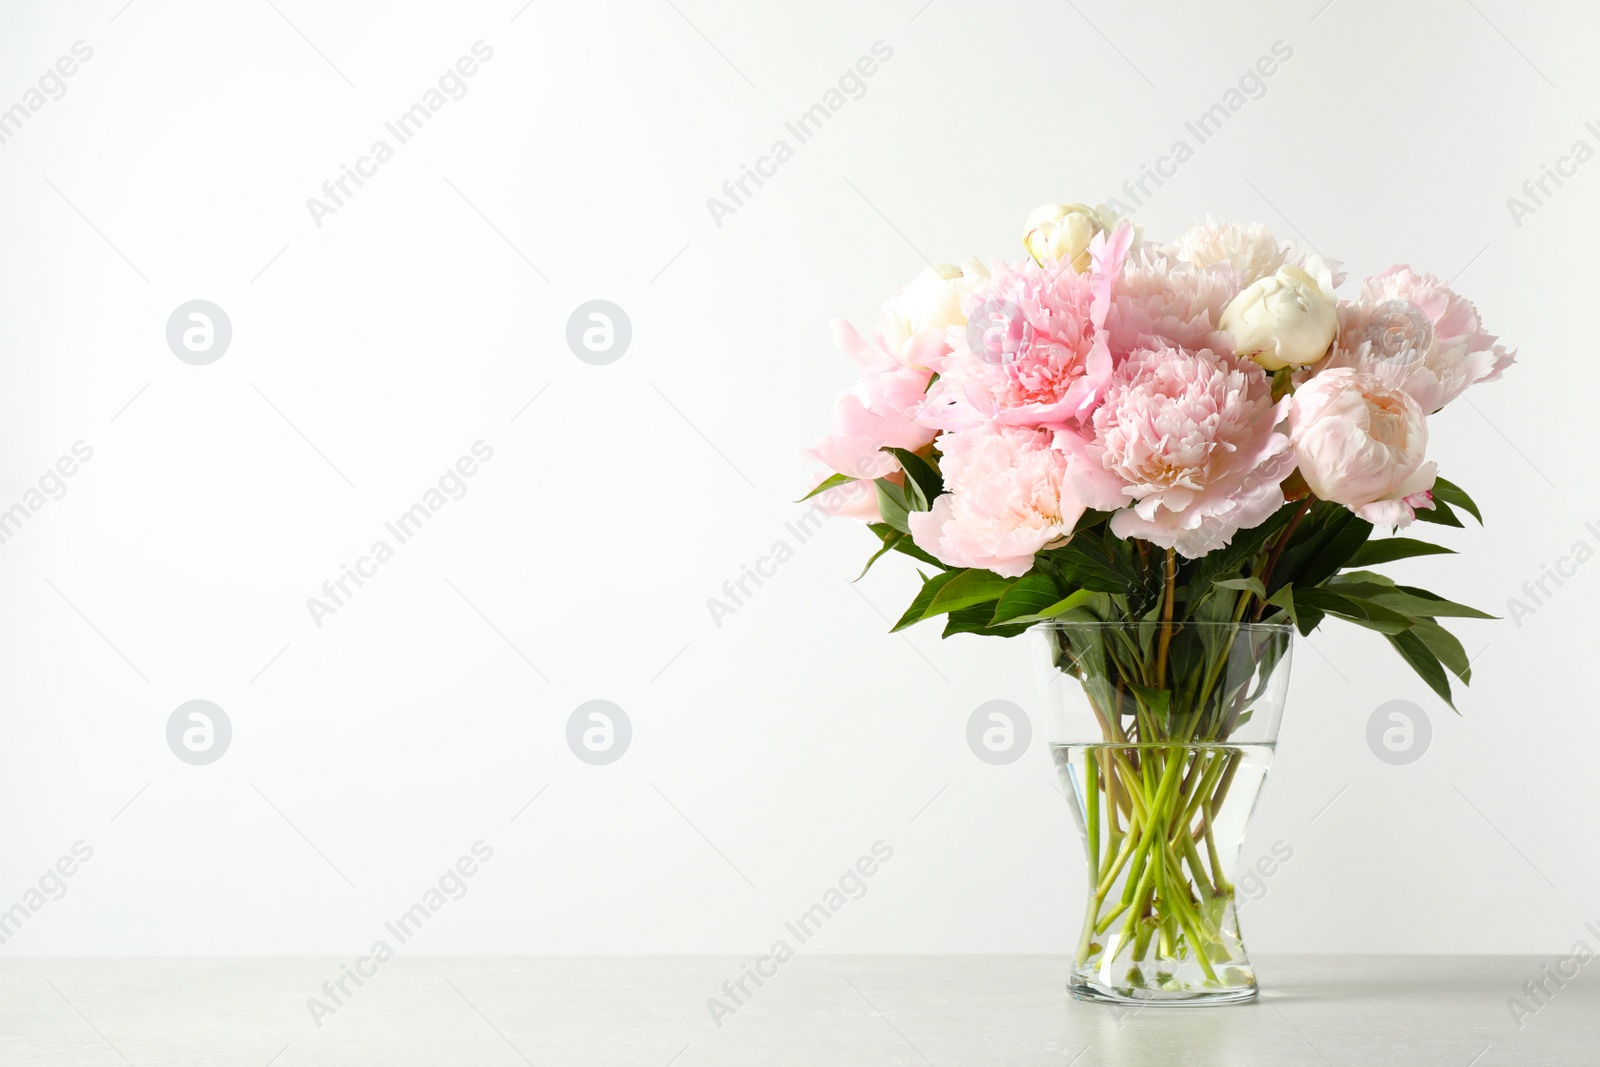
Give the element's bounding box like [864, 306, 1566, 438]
[803, 363, 934, 520]
[1105, 244, 1239, 357]
[805, 302, 954, 520]
[1175, 219, 1290, 288]
[833, 260, 990, 375]
[907, 427, 1085, 578]
[1060, 345, 1295, 558]
[808, 261, 999, 519]
[811, 472, 885, 521]
[918, 230, 1131, 432]
[827, 361, 938, 453]
[1287, 368, 1436, 527]
[1313, 265, 1515, 413]
[802, 436, 894, 521]
[1175, 219, 1347, 290]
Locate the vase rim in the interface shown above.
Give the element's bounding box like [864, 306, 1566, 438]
[1028, 620, 1293, 632]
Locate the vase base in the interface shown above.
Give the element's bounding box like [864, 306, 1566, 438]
[1068, 974, 1258, 1007]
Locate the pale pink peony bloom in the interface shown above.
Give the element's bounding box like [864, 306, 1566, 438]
[1175, 219, 1347, 291]
[1059, 345, 1295, 558]
[833, 260, 990, 374]
[803, 361, 935, 521]
[1175, 220, 1290, 288]
[806, 271, 975, 520]
[1314, 265, 1516, 413]
[828, 361, 939, 453]
[907, 427, 1085, 578]
[1287, 368, 1436, 527]
[801, 432, 892, 521]
[919, 229, 1132, 432]
[1106, 244, 1239, 356]
[811, 473, 886, 521]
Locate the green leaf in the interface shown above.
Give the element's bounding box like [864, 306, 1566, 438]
[1207, 499, 1301, 574]
[1345, 538, 1455, 567]
[890, 570, 961, 632]
[1408, 617, 1472, 684]
[874, 478, 911, 535]
[1330, 569, 1395, 587]
[1293, 604, 1326, 635]
[1214, 576, 1266, 599]
[1386, 628, 1456, 711]
[1292, 588, 1414, 635]
[855, 529, 904, 580]
[797, 472, 854, 502]
[989, 574, 1064, 624]
[1046, 539, 1136, 594]
[889, 535, 946, 569]
[881, 448, 941, 512]
[1125, 682, 1173, 721]
[865, 522, 897, 544]
[1413, 498, 1464, 528]
[942, 605, 1032, 638]
[864, 523, 946, 572]
[1431, 476, 1482, 524]
[1385, 585, 1497, 620]
[1266, 583, 1298, 628]
[1266, 503, 1367, 596]
[927, 569, 1015, 616]
[1332, 580, 1496, 620]
[1319, 519, 1379, 579]
[995, 589, 1104, 626]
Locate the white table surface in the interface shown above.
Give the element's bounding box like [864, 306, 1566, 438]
[0, 955, 1589, 1065]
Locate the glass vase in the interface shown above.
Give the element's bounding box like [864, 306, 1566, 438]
[1035, 620, 1292, 1006]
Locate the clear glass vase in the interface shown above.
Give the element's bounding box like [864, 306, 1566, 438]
[1034, 620, 1292, 1006]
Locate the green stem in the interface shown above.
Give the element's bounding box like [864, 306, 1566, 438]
[1076, 755, 1101, 967]
[1080, 740, 1244, 985]
[1156, 548, 1176, 687]
[1252, 496, 1312, 622]
[1095, 819, 1141, 900]
[1095, 897, 1132, 936]
[1203, 801, 1229, 895]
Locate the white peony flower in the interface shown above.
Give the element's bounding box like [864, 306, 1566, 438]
[877, 259, 990, 367]
[1022, 203, 1129, 273]
[1220, 263, 1338, 371]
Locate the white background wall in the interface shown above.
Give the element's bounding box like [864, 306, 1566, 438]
[0, 0, 1592, 959]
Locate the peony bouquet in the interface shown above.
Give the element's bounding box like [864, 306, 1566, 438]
[806, 202, 1512, 699]
[805, 203, 1514, 998]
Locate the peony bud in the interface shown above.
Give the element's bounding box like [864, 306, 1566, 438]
[876, 259, 989, 369]
[1220, 264, 1338, 371]
[1287, 368, 1436, 527]
[1022, 203, 1106, 273]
